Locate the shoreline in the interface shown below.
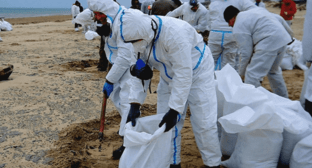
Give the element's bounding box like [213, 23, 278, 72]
[5, 15, 72, 25]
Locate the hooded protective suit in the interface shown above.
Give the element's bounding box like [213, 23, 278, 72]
[166, 2, 209, 32]
[87, 0, 147, 136]
[301, 0, 312, 105]
[233, 7, 291, 98]
[71, 4, 80, 23]
[121, 11, 221, 166]
[208, 0, 256, 70]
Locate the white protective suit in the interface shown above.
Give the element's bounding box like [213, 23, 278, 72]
[254, 1, 266, 8]
[166, 2, 209, 32]
[301, 0, 312, 102]
[87, 0, 147, 136]
[208, 0, 256, 70]
[121, 11, 222, 166]
[233, 7, 292, 98]
[71, 4, 80, 23]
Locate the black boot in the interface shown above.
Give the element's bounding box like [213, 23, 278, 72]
[305, 99, 312, 116]
[112, 145, 125, 160]
[170, 163, 181, 168]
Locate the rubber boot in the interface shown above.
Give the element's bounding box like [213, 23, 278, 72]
[305, 99, 312, 116]
[170, 163, 181, 168]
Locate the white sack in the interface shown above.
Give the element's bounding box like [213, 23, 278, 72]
[280, 52, 294, 70]
[85, 30, 99, 40]
[119, 114, 172, 168]
[222, 130, 283, 168]
[0, 20, 13, 31]
[289, 134, 312, 168]
[219, 104, 284, 168]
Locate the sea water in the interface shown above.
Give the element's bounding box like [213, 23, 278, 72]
[0, 8, 71, 18]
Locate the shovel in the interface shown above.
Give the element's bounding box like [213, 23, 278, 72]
[98, 93, 107, 141]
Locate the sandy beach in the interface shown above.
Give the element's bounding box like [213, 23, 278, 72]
[0, 4, 307, 168]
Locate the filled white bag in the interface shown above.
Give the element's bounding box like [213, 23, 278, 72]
[119, 114, 172, 168]
[280, 52, 294, 70]
[0, 20, 13, 31]
[219, 103, 284, 168]
[215, 65, 270, 157]
[85, 30, 99, 40]
[289, 134, 312, 168]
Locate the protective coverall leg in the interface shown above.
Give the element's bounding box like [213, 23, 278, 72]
[208, 31, 238, 71]
[157, 55, 221, 166]
[244, 46, 288, 98]
[109, 69, 132, 136]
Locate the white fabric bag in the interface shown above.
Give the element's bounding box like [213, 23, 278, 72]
[85, 30, 99, 40]
[289, 134, 312, 168]
[0, 20, 13, 31]
[119, 114, 172, 168]
[215, 65, 270, 157]
[219, 104, 284, 168]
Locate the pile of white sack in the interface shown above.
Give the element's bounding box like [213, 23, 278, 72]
[0, 18, 13, 31]
[216, 64, 312, 168]
[280, 38, 303, 70]
[118, 64, 312, 168]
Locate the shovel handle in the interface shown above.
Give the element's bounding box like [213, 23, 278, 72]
[99, 93, 107, 139]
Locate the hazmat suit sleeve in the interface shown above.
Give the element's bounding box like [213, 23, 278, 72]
[166, 40, 193, 114]
[193, 9, 209, 32]
[273, 13, 294, 38]
[128, 77, 150, 104]
[166, 3, 184, 18]
[105, 31, 134, 84]
[234, 33, 253, 76]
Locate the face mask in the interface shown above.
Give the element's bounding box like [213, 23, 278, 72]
[132, 40, 148, 54]
[96, 23, 111, 37]
[130, 58, 153, 80]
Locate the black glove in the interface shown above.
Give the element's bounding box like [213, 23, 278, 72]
[159, 109, 179, 132]
[127, 104, 141, 126]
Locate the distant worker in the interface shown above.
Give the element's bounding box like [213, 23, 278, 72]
[71, 1, 80, 31]
[130, 0, 142, 10]
[224, 6, 292, 98]
[208, 0, 256, 70]
[166, 0, 209, 34]
[151, 0, 179, 16]
[280, 0, 297, 26]
[254, 0, 266, 8]
[299, 0, 312, 116]
[141, 0, 154, 14]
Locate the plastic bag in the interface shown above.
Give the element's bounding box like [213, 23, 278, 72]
[289, 134, 312, 168]
[85, 30, 99, 40]
[0, 20, 13, 31]
[119, 114, 172, 168]
[219, 104, 284, 168]
[280, 52, 294, 70]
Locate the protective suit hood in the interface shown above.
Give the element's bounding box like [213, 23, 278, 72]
[88, 0, 120, 21]
[73, 9, 94, 26]
[121, 11, 154, 44]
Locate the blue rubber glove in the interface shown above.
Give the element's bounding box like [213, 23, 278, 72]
[102, 80, 113, 97]
[159, 109, 179, 132]
[126, 104, 141, 126]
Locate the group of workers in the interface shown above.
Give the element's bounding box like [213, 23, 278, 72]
[73, 0, 311, 167]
